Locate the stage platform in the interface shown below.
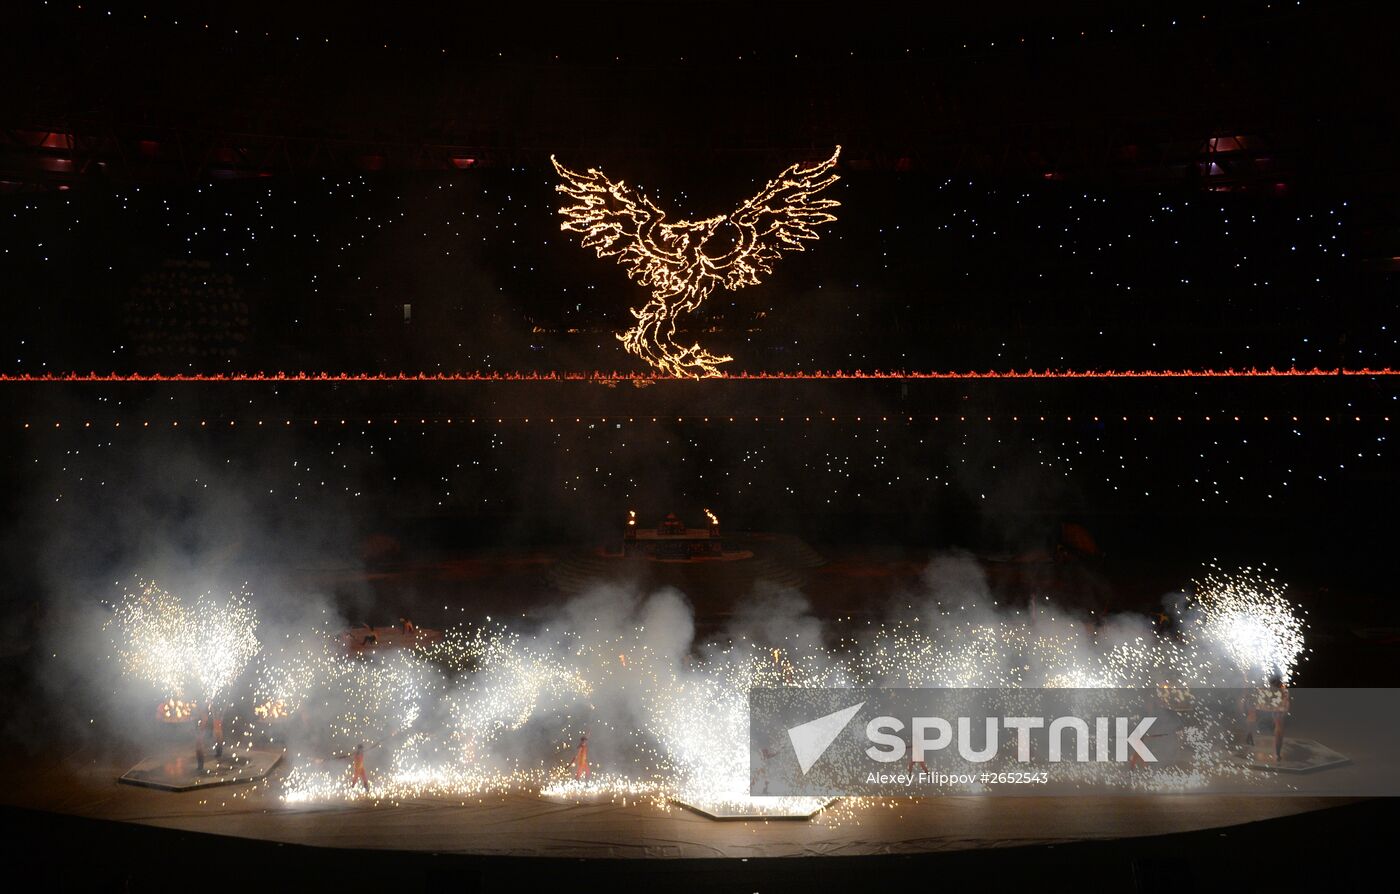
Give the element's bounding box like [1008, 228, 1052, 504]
[1235, 737, 1352, 773]
[672, 797, 836, 821]
[119, 747, 285, 792]
[0, 751, 1360, 859]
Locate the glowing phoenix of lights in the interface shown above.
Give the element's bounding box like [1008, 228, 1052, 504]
[552, 147, 841, 378]
[106, 581, 260, 706]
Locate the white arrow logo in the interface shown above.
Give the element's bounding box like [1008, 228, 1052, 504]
[787, 702, 865, 774]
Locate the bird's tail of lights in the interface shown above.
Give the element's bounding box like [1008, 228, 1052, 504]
[617, 293, 735, 379]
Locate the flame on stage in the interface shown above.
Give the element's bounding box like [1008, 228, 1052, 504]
[157, 698, 197, 723]
[254, 698, 291, 721]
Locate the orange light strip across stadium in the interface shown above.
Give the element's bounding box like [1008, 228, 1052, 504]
[13, 414, 1395, 430]
[0, 367, 1396, 384]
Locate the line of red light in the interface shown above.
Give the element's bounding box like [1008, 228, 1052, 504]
[0, 367, 1396, 383]
[15, 413, 1394, 429]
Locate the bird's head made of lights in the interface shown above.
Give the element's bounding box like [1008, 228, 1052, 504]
[551, 147, 841, 378]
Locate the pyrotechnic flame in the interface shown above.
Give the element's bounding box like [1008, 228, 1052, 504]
[253, 698, 290, 720]
[157, 698, 198, 723]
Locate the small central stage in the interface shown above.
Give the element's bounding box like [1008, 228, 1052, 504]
[1234, 737, 1352, 773]
[119, 747, 285, 792]
[672, 796, 836, 821]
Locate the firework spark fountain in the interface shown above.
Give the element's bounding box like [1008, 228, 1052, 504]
[106, 581, 260, 707]
[1185, 565, 1307, 683]
[252, 567, 1307, 813]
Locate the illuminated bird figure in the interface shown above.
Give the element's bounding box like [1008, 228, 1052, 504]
[551, 147, 841, 378]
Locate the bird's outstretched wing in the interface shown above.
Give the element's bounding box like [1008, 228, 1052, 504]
[723, 146, 841, 290]
[551, 156, 674, 286]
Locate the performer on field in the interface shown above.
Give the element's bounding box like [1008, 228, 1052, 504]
[572, 732, 592, 782]
[350, 742, 370, 792]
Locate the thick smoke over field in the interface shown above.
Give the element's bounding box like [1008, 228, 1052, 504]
[233, 558, 1303, 806]
[1, 424, 1305, 808]
[6, 422, 369, 753]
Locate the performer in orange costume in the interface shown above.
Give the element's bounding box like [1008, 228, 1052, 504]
[350, 742, 370, 792]
[572, 732, 591, 782]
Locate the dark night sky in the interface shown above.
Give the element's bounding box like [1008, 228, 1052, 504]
[0, 0, 1396, 604]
